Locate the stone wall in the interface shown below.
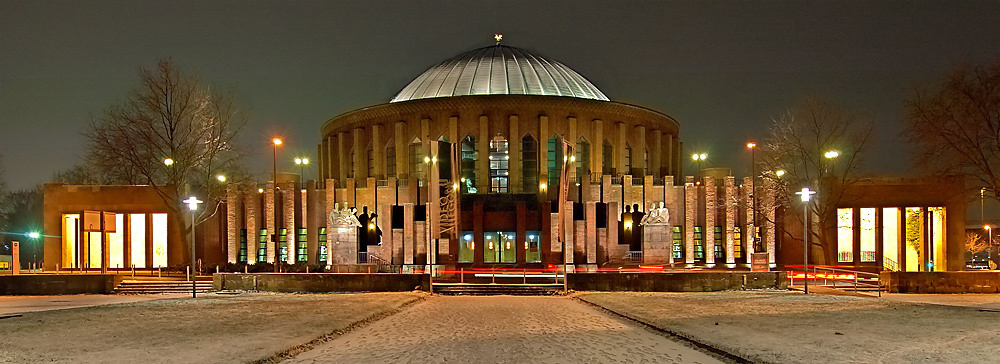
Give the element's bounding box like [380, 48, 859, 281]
[0, 274, 123, 295]
[568, 272, 786, 292]
[213, 273, 427, 292]
[881, 271, 1000, 293]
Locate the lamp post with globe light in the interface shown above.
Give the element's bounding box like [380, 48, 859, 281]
[295, 157, 309, 189]
[183, 196, 203, 298]
[272, 138, 282, 271]
[796, 187, 816, 294]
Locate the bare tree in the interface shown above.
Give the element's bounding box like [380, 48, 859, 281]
[758, 96, 874, 264]
[966, 231, 988, 254]
[84, 59, 247, 247]
[904, 58, 1000, 199]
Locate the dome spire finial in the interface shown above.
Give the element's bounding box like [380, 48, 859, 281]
[494, 34, 503, 44]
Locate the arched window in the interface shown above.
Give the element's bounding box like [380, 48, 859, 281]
[602, 140, 614, 175]
[576, 138, 590, 181]
[624, 145, 632, 175]
[409, 138, 424, 180]
[461, 135, 478, 193]
[489, 135, 509, 193]
[521, 135, 538, 193]
[547, 136, 563, 188]
[385, 143, 396, 178]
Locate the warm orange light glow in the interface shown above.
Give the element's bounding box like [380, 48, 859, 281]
[746, 142, 757, 149]
[986, 225, 992, 231]
[272, 138, 283, 146]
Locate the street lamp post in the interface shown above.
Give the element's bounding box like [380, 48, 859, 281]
[295, 157, 310, 189]
[747, 142, 759, 251]
[823, 150, 840, 175]
[272, 138, 283, 272]
[796, 187, 816, 294]
[183, 196, 203, 298]
[986, 225, 994, 269]
[691, 153, 707, 180]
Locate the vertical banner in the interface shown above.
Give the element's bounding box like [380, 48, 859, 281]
[11, 240, 20, 275]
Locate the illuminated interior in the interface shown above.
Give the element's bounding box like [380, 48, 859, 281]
[62, 214, 79, 269]
[859, 208, 876, 262]
[130, 214, 146, 268]
[904, 207, 923, 272]
[152, 213, 168, 267]
[837, 208, 853, 262]
[526, 231, 541, 263]
[458, 232, 474, 263]
[108, 214, 124, 268]
[882, 208, 900, 271]
[930, 207, 946, 272]
[87, 230, 102, 269]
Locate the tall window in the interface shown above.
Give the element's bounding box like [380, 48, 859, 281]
[386, 145, 396, 178]
[576, 139, 590, 181]
[296, 228, 308, 262]
[694, 226, 704, 259]
[521, 135, 538, 193]
[837, 208, 854, 262]
[547, 136, 563, 189]
[734, 226, 743, 259]
[279, 228, 288, 262]
[366, 147, 374, 178]
[624, 146, 632, 175]
[672, 226, 683, 260]
[318, 227, 328, 263]
[257, 229, 268, 263]
[489, 135, 509, 193]
[602, 140, 614, 175]
[461, 136, 478, 193]
[239, 229, 248, 263]
[714, 226, 723, 259]
[409, 138, 424, 180]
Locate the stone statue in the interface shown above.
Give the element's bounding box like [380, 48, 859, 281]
[328, 202, 362, 227]
[641, 202, 670, 225]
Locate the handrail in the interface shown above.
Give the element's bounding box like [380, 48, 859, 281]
[786, 265, 882, 297]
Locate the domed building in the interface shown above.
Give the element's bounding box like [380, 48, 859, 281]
[223, 42, 776, 270]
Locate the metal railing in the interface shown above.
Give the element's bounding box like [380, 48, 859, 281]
[883, 257, 899, 271]
[357, 252, 369, 263]
[376, 179, 389, 187]
[625, 251, 644, 263]
[652, 177, 664, 186]
[610, 176, 623, 185]
[787, 265, 882, 297]
[631, 177, 644, 185]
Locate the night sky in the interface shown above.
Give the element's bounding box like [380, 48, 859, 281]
[3, 0, 1000, 191]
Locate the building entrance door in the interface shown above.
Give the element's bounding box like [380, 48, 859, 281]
[484, 232, 516, 263]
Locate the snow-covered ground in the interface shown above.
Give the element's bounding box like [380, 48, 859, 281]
[0, 293, 188, 315]
[0, 292, 422, 363]
[577, 291, 1000, 364]
[286, 295, 722, 364]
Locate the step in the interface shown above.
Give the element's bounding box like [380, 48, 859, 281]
[434, 284, 561, 296]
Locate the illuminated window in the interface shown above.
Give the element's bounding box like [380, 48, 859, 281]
[88, 230, 101, 269]
[129, 214, 146, 268]
[930, 207, 946, 271]
[489, 135, 509, 193]
[734, 227, 743, 259]
[461, 135, 478, 193]
[837, 208, 854, 262]
[484, 232, 498, 263]
[318, 227, 328, 263]
[576, 138, 590, 180]
[152, 213, 168, 268]
[521, 135, 538, 193]
[526, 231, 541, 263]
[279, 228, 288, 262]
[238, 229, 248, 263]
[62, 214, 80, 269]
[859, 208, 877, 262]
[694, 226, 704, 259]
[257, 229, 268, 263]
[672, 226, 683, 259]
[882, 208, 899, 271]
[547, 136, 562, 189]
[108, 214, 124, 269]
[296, 228, 308, 262]
[714, 226, 723, 259]
[458, 231, 474, 263]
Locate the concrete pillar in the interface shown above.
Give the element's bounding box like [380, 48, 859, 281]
[635, 125, 646, 175]
[616, 122, 626, 175]
[704, 176, 716, 267]
[372, 124, 383, 178]
[593, 119, 603, 177]
[265, 181, 276, 263]
[684, 176, 696, 265]
[665, 134, 674, 176]
[509, 115, 520, 193]
[395, 121, 407, 179]
[244, 189, 260, 264]
[743, 177, 755, 265]
[226, 184, 242, 263]
[652, 130, 662, 177]
[403, 203, 414, 264]
[724, 176, 736, 266]
[477, 115, 489, 193]
[586, 201, 597, 263]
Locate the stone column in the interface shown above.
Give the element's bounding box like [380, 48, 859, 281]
[586, 201, 597, 264]
[283, 180, 297, 264]
[684, 176, 696, 266]
[704, 176, 716, 267]
[743, 177, 755, 265]
[724, 176, 736, 266]
[226, 184, 242, 263]
[265, 181, 276, 263]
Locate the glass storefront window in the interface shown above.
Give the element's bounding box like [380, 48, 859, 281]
[318, 227, 328, 263]
[672, 226, 683, 260]
[108, 214, 125, 269]
[459, 232, 474, 263]
[860, 208, 876, 262]
[257, 229, 268, 263]
[526, 231, 541, 263]
[904, 207, 923, 271]
[62, 214, 79, 269]
[930, 207, 946, 272]
[694, 226, 704, 259]
[151, 213, 168, 268]
[837, 208, 854, 262]
[882, 208, 900, 271]
[129, 214, 146, 268]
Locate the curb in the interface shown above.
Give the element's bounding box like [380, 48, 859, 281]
[572, 295, 754, 364]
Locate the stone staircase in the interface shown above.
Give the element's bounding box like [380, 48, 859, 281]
[114, 279, 214, 294]
[433, 284, 562, 296]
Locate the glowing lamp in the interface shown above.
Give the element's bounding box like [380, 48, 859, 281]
[216, 175, 227, 182]
[796, 187, 816, 202]
[824, 150, 840, 159]
[423, 156, 431, 163]
[746, 142, 757, 149]
[163, 158, 174, 166]
[27, 232, 40, 239]
[775, 170, 786, 177]
[183, 196, 204, 211]
[258, 188, 264, 193]
[272, 138, 283, 146]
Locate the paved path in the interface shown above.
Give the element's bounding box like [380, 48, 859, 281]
[286, 296, 722, 364]
[881, 293, 1000, 310]
[0, 294, 188, 315]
